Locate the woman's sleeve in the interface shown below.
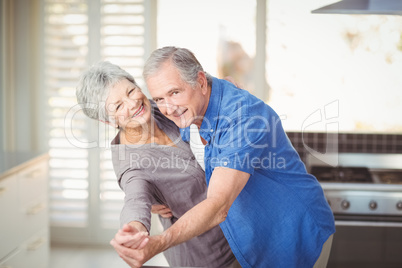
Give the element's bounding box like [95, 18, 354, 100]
[119, 169, 156, 232]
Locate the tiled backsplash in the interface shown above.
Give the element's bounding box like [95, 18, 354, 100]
[286, 132, 402, 163]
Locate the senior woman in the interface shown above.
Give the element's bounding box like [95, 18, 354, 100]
[75, 61, 238, 267]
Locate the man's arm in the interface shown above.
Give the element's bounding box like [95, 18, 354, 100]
[110, 167, 250, 267]
[159, 167, 250, 246]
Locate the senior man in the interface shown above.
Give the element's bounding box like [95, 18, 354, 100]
[110, 46, 336, 268]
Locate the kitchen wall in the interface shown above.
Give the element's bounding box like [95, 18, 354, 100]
[0, 1, 4, 152]
[266, 0, 402, 134]
[0, 0, 43, 152]
[288, 132, 402, 164]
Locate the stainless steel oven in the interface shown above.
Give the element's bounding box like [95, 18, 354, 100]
[307, 153, 402, 268]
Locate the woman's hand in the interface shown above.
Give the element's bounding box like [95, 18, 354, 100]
[151, 204, 173, 218]
[110, 235, 163, 268]
[224, 76, 243, 89]
[111, 223, 149, 249]
[110, 222, 154, 268]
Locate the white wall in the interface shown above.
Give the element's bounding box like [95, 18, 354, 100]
[0, 0, 4, 151]
[0, 0, 44, 152]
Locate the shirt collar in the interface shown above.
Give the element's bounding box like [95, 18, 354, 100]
[199, 77, 222, 144]
[180, 77, 222, 144]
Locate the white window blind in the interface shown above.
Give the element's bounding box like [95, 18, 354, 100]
[99, 0, 146, 229]
[45, 0, 90, 231]
[44, 0, 153, 244]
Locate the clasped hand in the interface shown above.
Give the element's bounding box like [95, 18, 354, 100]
[110, 204, 171, 267]
[110, 224, 153, 268]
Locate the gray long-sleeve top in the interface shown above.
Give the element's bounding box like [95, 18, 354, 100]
[111, 105, 235, 268]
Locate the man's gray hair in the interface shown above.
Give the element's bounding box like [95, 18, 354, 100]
[143, 46, 212, 88]
[76, 61, 138, 122]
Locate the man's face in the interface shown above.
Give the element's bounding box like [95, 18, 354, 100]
[147, 62, 208, 129]
[105, 78, 152, 130]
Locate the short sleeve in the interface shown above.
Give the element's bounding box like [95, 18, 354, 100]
[119, 169, 156, 231]
[209, 111, 274, 175]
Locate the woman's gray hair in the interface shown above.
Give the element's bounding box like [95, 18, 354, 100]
[76, 61, 138, 122]
[143, 46, 212, 88]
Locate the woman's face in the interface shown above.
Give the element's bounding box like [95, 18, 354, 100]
[105, 78, 152, 131]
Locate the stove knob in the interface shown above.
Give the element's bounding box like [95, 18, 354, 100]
[397, 201, 402, 210]
[369, 201, 377, 210]
[341, 200, 350, 210]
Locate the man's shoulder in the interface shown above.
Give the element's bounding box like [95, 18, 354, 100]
[220, 87, 267, 118]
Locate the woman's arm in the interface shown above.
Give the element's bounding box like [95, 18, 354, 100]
[115, 172, 156, 249]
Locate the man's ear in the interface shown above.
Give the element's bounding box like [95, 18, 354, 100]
[197, 71, 208, 95]
[100, 119, 118, 128]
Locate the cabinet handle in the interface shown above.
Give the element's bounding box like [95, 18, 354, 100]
[0, 187, 7, 196]
[26, 203, 45, 215]
[27, 237, 45, 251]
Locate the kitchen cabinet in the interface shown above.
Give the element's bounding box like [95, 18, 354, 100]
[0, 152, 49, 268]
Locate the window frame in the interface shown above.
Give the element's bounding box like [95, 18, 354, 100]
[42, 0, 157, 245]
[0, 0, 4, 151]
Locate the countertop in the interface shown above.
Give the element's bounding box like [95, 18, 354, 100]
[0, 151, 49, 179]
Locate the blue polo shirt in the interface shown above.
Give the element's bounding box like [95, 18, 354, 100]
[181, 77, 335, 268]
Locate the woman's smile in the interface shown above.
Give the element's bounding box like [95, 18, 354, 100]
[132, 103, 145, 118]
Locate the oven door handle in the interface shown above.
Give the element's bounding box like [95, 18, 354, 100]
[335, 220, 402, 228]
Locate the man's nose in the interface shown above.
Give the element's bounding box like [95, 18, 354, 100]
[165, 102, 177, 115]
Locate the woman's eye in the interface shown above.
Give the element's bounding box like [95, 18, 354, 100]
[116, 104, 121, 111]
[128, 89, 135, 95]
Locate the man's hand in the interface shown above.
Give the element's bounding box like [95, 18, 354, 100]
[151, 204, 173, 218]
